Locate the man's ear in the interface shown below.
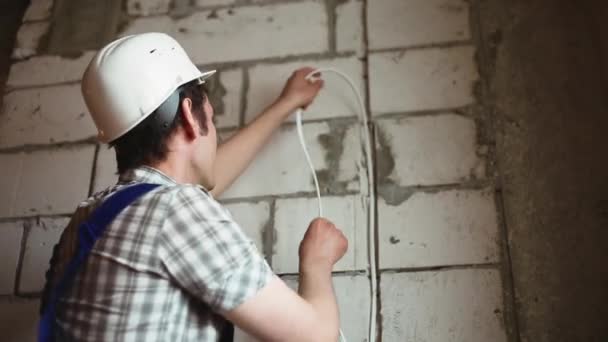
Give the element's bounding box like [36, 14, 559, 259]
[180, 97, 199, 139]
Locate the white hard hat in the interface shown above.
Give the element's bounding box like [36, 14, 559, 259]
[82, 32, 216, 143]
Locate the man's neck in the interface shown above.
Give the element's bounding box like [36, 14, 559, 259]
[148, 156, 196, 185]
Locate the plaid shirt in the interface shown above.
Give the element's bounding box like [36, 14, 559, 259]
[42, 166, 273, 341]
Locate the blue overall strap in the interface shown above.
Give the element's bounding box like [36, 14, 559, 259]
[38, 183, 161, 342]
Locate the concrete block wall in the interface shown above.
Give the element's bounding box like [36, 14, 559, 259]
[0, 0, 515, 341]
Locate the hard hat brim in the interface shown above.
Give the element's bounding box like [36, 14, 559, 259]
[198, 70, 217, 84]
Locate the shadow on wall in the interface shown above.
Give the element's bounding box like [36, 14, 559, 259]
[1, 1, 41, 341]
[1, 299, 39, 342]
[0, 0, 30, 99]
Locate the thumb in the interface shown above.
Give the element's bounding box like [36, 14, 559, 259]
[315, 79, 325, 90]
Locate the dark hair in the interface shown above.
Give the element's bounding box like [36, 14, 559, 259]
[110, 80, 207, 174]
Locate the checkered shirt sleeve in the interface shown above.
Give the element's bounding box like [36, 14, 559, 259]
[160, 185, 273, 312]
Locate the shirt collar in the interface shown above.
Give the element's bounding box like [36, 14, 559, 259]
[118, 166, 211, 194]
[119, 166, 179, 186]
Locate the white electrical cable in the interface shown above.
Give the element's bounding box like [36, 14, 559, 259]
[294, 68, 377, 342]
[296, 110, 323, 217]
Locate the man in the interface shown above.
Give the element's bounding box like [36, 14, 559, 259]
[41, 32, 348, 341]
